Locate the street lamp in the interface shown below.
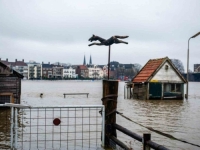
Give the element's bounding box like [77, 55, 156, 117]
[186, 31, 200, 99]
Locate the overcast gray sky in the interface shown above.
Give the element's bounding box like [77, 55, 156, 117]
[0, 0, 199, 71]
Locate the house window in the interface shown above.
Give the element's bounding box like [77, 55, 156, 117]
[164, 83, 181, 92]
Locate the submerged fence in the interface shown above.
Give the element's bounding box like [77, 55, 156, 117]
[0, 104, 105, 150]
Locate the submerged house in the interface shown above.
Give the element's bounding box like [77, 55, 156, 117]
[0, 62, 23, 104]
[131, 57, 186, 100]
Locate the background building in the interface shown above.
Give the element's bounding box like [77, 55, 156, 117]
[27, 61, 41, 79]
[88, 65, 103, 79]
[63, 66, 78, 78]
[52, 65, 63, 79]
[41, 62, 53, 79]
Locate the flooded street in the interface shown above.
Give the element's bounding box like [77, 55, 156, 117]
[20, 80, 200, 150]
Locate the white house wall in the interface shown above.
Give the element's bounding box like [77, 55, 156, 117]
[150, 62, 183, 83]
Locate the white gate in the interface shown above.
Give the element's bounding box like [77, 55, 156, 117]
[1, 103, 105, 150]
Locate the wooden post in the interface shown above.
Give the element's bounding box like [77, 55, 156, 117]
[102, 80, 118, 148]
[143, 133, 151, 150]
[108, 45, 111, 80]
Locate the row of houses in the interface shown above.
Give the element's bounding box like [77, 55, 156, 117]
[0, 58, 139, 80]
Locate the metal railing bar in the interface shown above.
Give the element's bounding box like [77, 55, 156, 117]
[17, 138, 101, 142]
[67, 108, 69, 150]
[75, 107, 76, 148]
[10, 107, 14, 148]
[18, 131, 102, 134]
[22, 105, 104, 108]
[22, 109, 24, 149]
[37, 108, 39, 149]
[14, 108, 18, 148]
[60, 107, 61, 148]
[96, 107, 98, 146]
[52, 107, 54, 148]
[22, 116, 102, 119]
[102, 106, 105, 147]
[29, 108, 31, 149]
[45, 108, 46, 149]
[82, 107, 83, 148]
[89, 107, 90, 148]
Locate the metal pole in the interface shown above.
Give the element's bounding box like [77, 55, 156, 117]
[102, 106, 105, 147]
[15, 108, 18, 149]
[10, 107, 14, 148]
[108, 45, 111, 80]
[186, 38, 191, 99]
[186, 32, 200, 99]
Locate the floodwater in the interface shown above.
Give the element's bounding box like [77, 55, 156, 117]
[2, 80, 200, 149]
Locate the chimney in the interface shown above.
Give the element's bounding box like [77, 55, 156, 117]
[48, 62, 50, 65]
[6, 58, 8, 61]
[22, 59, 24, 62]
[42, 62, 44, 64]
[15, 59, 17, 62]
[0, 58, 1, 61]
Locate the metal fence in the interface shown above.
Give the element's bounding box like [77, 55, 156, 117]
[0, 104, 105, 150]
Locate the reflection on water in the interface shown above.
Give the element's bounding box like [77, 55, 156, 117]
[2, 80, 200, 150]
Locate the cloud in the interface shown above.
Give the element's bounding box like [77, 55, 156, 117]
[0, 0, 200, 71]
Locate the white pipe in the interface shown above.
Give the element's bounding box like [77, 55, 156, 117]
[14, 108, 18, 149]
[10, 107, 14, 148]
[102, 106, 105, 147]
[26, 105, 104, 108]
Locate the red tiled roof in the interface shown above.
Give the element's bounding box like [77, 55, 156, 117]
[79, 65, 88, 70]
[132, 58, 166, 83]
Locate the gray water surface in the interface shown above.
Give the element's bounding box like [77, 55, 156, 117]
[21, 80, 200, 150]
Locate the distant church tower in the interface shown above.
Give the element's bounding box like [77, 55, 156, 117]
[89, 54, 92, 65]
[83, 55, 86, 65]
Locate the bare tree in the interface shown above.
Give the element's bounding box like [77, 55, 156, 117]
[134, 63, 142, 73]
[170, 59, 185, 73]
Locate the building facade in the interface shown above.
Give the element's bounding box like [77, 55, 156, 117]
[88, 65, 103, 79]
[52, 65, 63, 79]
[63, 66, 78, 78]
[27, 61, 42, 79]
[41, 62, 53, 79]
[76, 65, 89, 78]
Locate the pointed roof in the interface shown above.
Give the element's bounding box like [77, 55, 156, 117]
[132, 57, 186, 83]
[83, 55, 86, 65]
[89, 55, 92, 65]
[0, 62, 24, 78]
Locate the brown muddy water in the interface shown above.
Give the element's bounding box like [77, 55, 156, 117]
[2, 80, 200, 149]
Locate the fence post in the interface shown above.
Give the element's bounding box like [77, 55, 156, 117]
[143, 133, 151, 150]
[102, 80, 118, 148]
